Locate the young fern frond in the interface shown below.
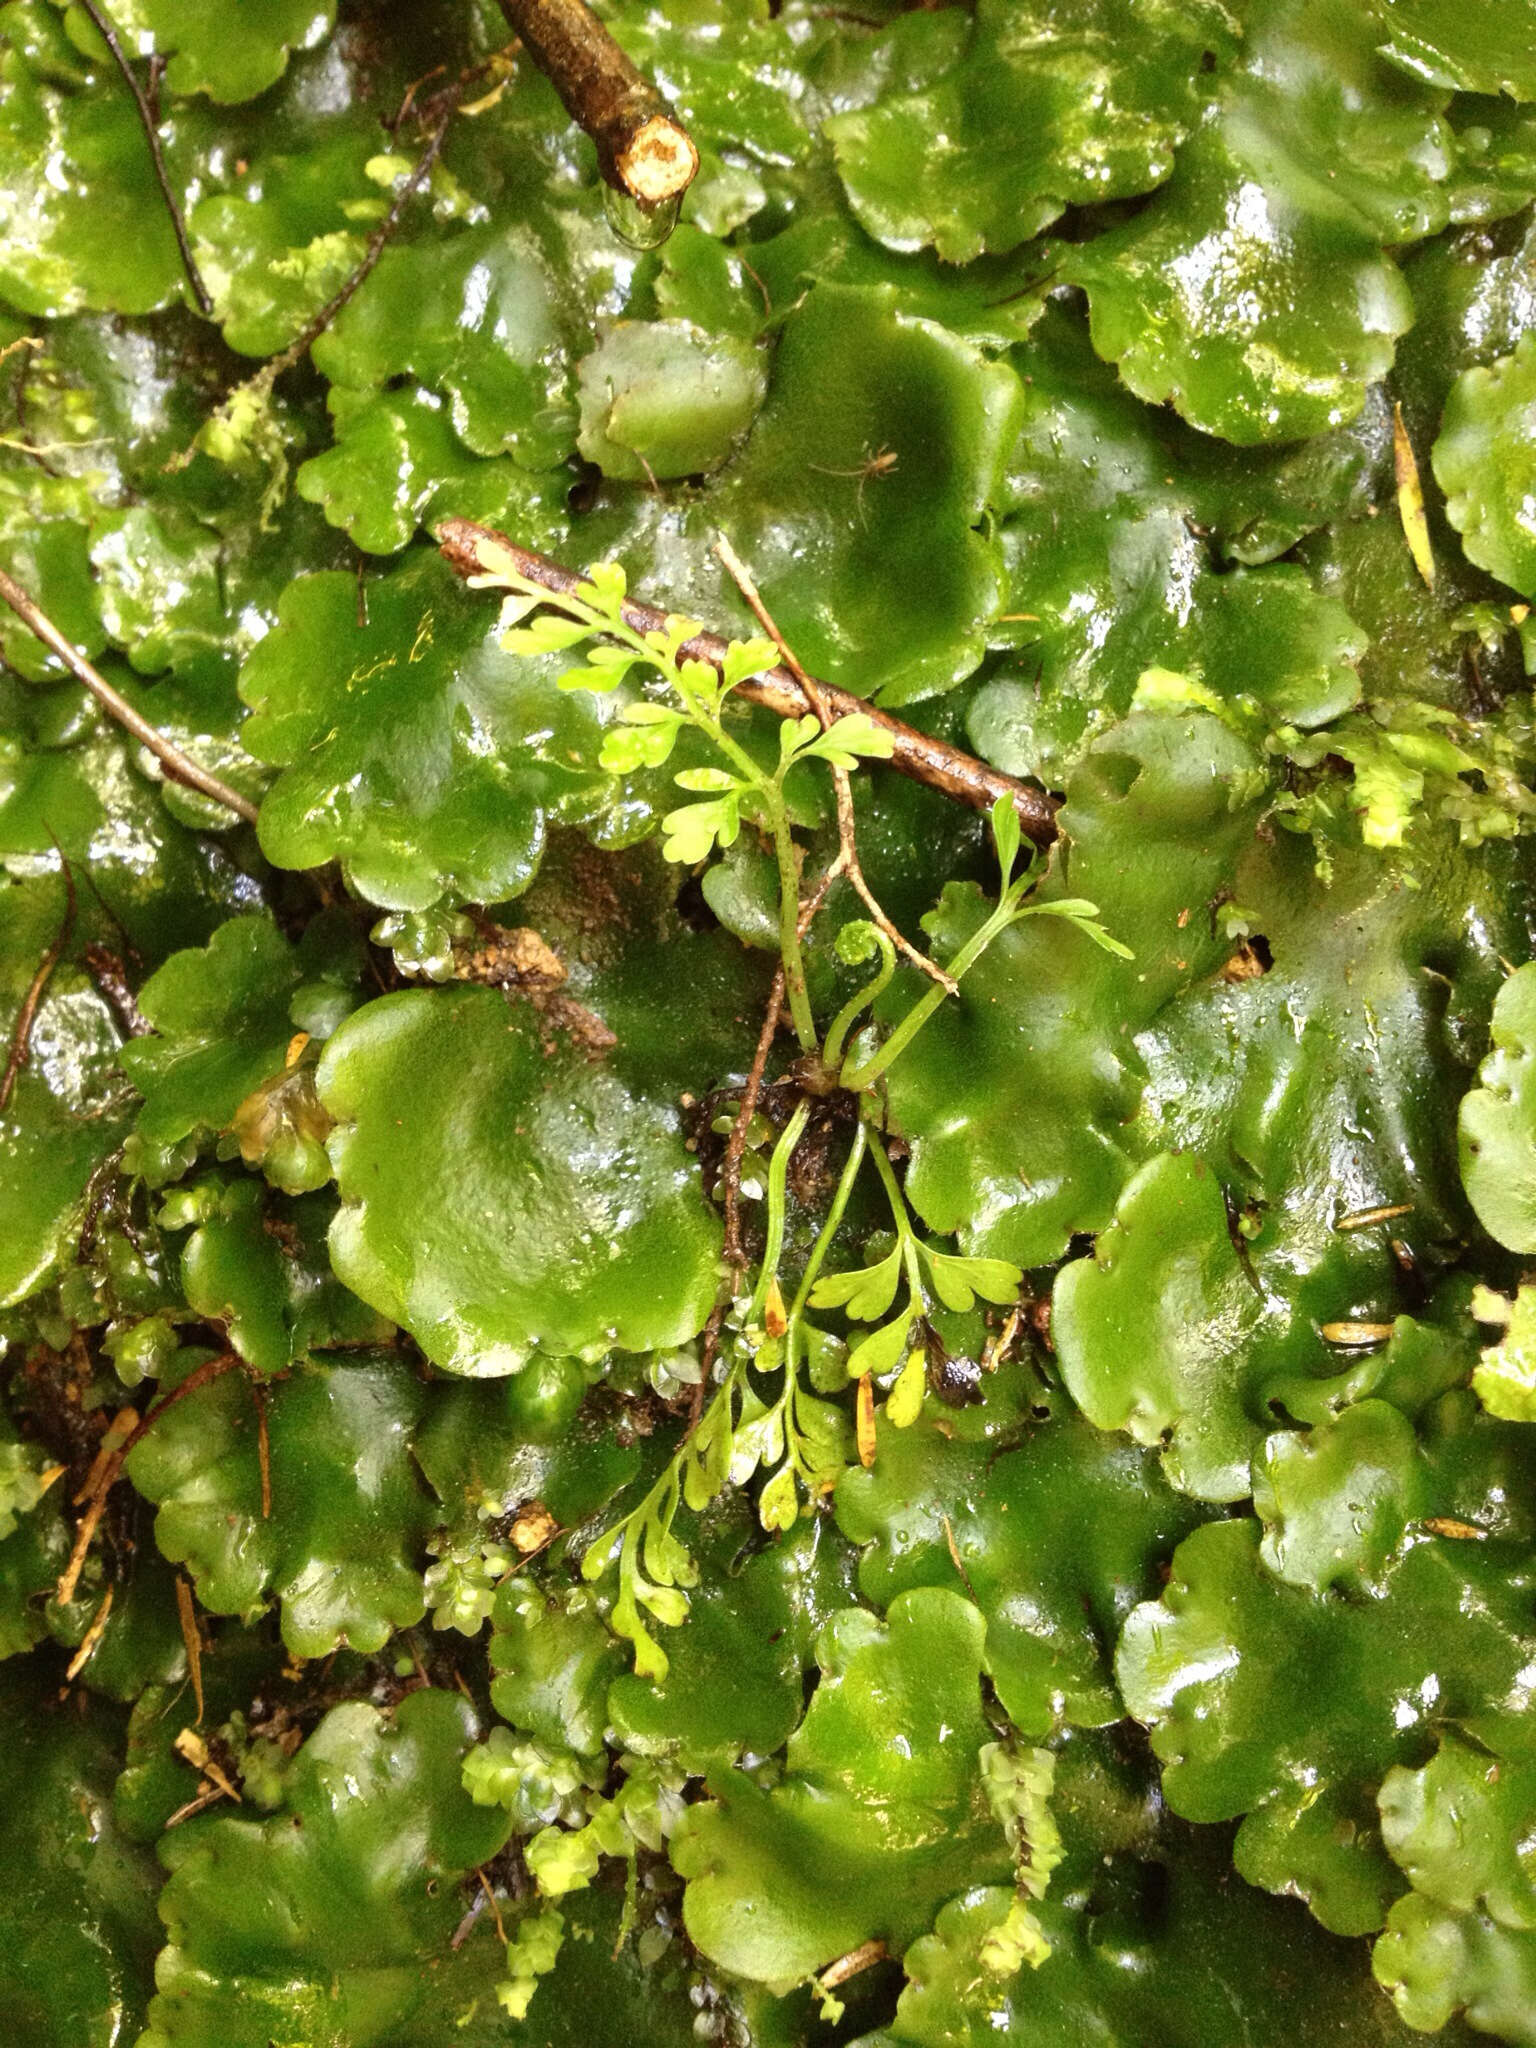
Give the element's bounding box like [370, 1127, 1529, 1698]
[478, 558, 1131, 1674]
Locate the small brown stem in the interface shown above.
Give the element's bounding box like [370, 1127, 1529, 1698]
[721, 963, 786, 1276]
[175, 1574, 205, 1723]
[694, 853, 843, 1412]
[0, 570, 259, 823]
[713, 535, 957, 997]
[496, 0, 698, 206]
[1, 848, 76, 1113]
[63, 1587, 115, 1680]
[57, 1352, 243, 1603]
[437, 519, 1058, 845]
[251, 1378, 272, 1519]
[73, 0, 214, 316]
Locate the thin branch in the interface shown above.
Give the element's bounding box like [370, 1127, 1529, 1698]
[0, 846, 76, 1113]
[256, 89, 462, 389]
[496, 0, 698, 207]
[57, 1352, 243, 1603]
[73, 0, 213, 316]
[437, 519, 1058, 846]
[714, 535, 957, 996]
[0, 569, 259, 823]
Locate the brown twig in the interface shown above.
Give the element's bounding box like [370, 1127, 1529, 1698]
[713, 534, 957, 996]
[57, 1352, 244, 1603]
[73, 0, 214, 316]
[496, 0, 698, 207]
[436, 519, 1058, 845]
[0, 570, 259, 823]
[1, 848, 76, 1113]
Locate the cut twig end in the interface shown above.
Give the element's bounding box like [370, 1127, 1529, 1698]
[616, 113, 700, 205]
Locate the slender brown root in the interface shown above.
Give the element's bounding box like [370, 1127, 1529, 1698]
[0, 571, 259, 823]
[477, 1868, 509, 1944]
[713, 535, 958, 996]
[57, 1353, 244, 1603]
[1, 851, 77, 1113]
[436, 519, 1058, 845]
[496, 0, 698, 206]
[73, 0, 214, 316]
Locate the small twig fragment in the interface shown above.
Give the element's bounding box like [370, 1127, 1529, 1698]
[496, 0, 698, 206]
[819, 1939, 887, 1991]
[73, 1404, 139, 1506]
[1320, 1320, 1396, 1349]
[941, 1510, 980, 1604]
[1334, 1203, 1413, 1232]
[175, 1575, 205, 1723]
[0, 570, 259, 823]
[436, 520, 1058, 844]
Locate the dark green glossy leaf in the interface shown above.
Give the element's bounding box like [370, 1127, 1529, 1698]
[828, 0, 1231, 262]
[1054, 1151, 1366, 1503]
[1068, 0, 1453, 442]
[125, 1349, 435, 1656]
[121, 917, 300, 1155]
[1434, 334, 1536, 598]
[238, 551, 619, 910]
[1375, 1893, 1536, 2044]
[837, 1394, 1202, 1736]
[319, 986, 721, 1375]
[1119, 1517, 1536, 1933]
[884, 711, 1267, 1269]
[140, 1688, 512, 2048]
[179, 1181, 393, 1374]
[0, 1660, 160, 2046]
[66, 0, 338, 106]
[674, 1586, 1011, 1990]
[1380, 1734, 1536, 1930]
[1368, 0, 1536, 100]
[607, 1508, 857, 1774]
[296, 385, 566, 556]
[710, 281, 1021, 706]
[1460, 961, 1536, 1252]
[858, 1827, 1458, 2048]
